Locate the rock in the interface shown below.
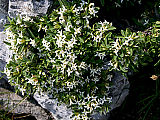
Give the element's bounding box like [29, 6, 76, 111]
[0, 87, 54, 120]
[91, 72, 130, 120]
[110, 72, 130, 109]
[8, 0, 52, 18]
[34, 92, 73, 120]
[0, 32, 12, 81]
[0, 0, 9, 31]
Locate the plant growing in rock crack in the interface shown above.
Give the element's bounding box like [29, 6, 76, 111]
[3, 0, 160, 119]
[3, 1, 115, 119]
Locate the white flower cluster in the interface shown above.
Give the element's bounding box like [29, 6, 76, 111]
[5, 27, 16, 49]
[110, 33, 139, 70]
[111, 35, 138, 56]
[72, 95, 112, 120]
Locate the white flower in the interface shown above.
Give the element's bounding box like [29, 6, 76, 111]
[69, 98, 74, 106]
[69, 53, 77, 63]
[107, 96, 112, 103]
[59, 15, 65, 24]
[91, 100, 99, 109]
[123, 36, 133, 46]
[27, 77, 38, 85]
[79, 62, 87, 69]
[84, 103, 90, 110]
[23, 15, 31, 21]
[67, 68, 72, 76]
[86, 76, 90, 82]
[19, 87, 26, 96]
[92, 76, 99, 83]
[73, 114, 81, 120]
[4, 67, 11, 77]
[30, 38, 36, 47]
[76, 20, 81, 25]
[90, 68, 97, 77]
[55, 50, 62, 59]
[93, 34, 102, 42]
[107, 74, 113, 81]
[56, 39, 63, 48]
[73, 7, 80, 15]
[42, 26, 47, 32]
[64, 23, 72, 31]
[89, 3, 98, 16]
[42, 72, 46, 76]
[57, 5, 67, 24]
[38, 24, 42, 32]
[61, 60, 68, 72]
[56, 30, 66, 46]
[16, 18, 21, 24]
[112, 38, 122, 55]
[42, 38, 50, 50]
[74, 27, 81, 35]
[65, 81, 74, 90]
[67, 35, 77, 49]
[95, 52, 105, 59]
[7, 33, 15, 40]
[85, 94, 91, 101]
[58, 5, 67, 15]
[59, 49, 66, 58]
[71, 63, 77, 71]
[80, 0, 88, 8]
[143, 19, 149, 25]
[17, 38, 22, 44]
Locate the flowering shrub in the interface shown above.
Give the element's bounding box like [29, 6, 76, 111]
[4, 1, 116, 119]
[3, 0, 160, 119]
[108, 22, 160, 73]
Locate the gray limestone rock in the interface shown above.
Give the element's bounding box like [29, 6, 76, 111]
[91, 72, 130, 120]
[8, 0, 52, 18]
[0, 32, 12, 81]
[0, 0, 9, 31]
[110, 72, 130, 109]
[34, 92, 73, 120]
[0, 87, 54, 120]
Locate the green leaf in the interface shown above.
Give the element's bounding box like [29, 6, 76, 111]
[154, 59, 160, 67]
[119, 65, 128, 73]
[121, 30, 125, 36]
[7, 16, 12, 23]
[17, 45, 24, 53]
[100, 0, 105, 6]
[28, 28, 36, 38]
[3, 41, 11, 46]
[108, 26, 116, 31]
[31, 54, 35, 61]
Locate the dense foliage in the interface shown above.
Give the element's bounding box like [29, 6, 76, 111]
[3, 0, 160, 119]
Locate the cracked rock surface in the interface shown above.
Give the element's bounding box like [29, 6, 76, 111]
[0, 87, 54, 120]
[8, 0, 51, 18]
